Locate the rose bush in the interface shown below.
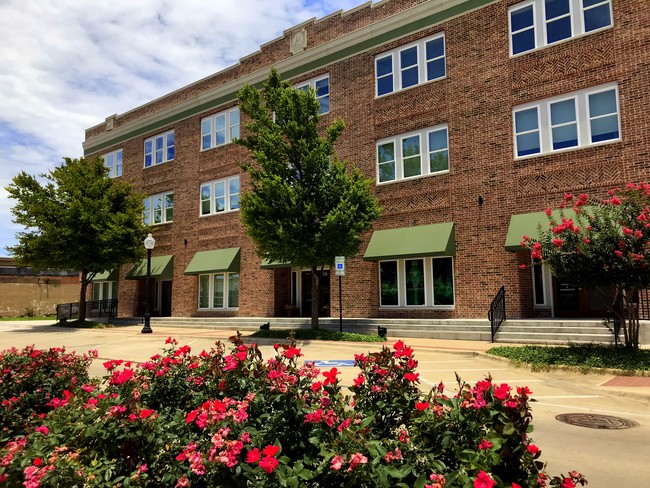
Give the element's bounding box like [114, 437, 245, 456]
[0, 337, 586, 487]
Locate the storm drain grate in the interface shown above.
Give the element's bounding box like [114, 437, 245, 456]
[556, 413, 639, 430]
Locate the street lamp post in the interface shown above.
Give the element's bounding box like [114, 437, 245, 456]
[141, 233, 156, 334]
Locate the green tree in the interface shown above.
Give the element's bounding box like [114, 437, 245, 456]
[6, 157, 147, 322]
[236, 69, 380, 329]
[521, 184, 650, 348]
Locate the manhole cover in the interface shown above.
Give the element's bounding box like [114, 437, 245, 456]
[556, 413, 639, 430]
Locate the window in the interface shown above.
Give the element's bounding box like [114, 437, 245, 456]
[296, 75, 330, 115]
[375, 33, 445, 97]
[103, 149, 122, 178]
[201, 108, 240, 150]
[509, 0, 612, 56]
[379, 257, 455, 308]
[513, 83, 619, 158]
[377, 125, 449, 183]
[92, 281, 118, 302]
[144, 130, 174, 167]
[198, 272, 239, 309]
[200, 176, 240, 216]
[143, 192, 173, 225]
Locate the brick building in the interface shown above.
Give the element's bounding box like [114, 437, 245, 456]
[83, 0, 649, 322]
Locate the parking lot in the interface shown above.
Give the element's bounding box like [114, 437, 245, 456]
[1, 321, 649, 487]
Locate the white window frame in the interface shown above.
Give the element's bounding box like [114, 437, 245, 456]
[531, 260, 552, 309]
[102, 149, 123, 178]
[295, 74, 330, 115]
[201, 107, 240, 151]
[197, 272, 239, 310]
[376, 124, 449, 184]
[509, 0, 613, 57]
[144, 130, 175, 167]
[375, 33, 446, 97]
[378, 257, 455, 309]
[143, 191, 174, 225]
[513, 82, 620, 159]
[200, 176, 240, 216]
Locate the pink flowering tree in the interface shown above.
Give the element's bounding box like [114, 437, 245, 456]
[521, 183, 650, 348]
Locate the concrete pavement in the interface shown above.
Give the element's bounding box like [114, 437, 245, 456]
[1, 320, 649, 487]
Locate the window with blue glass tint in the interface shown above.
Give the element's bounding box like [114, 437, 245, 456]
[103, 149, 123, 178]
[201, 108, 239, 150]
[550, 99, 578, 150]
[144, 130, 174, 167]
[376, 55, 393, 96]
[425, 37, 445, 80]
[428, 128, 449, 173]
[166, 132, 174, 161]
[545, 0, 572, 44]
[378, 142, 396, 183]
[400, 46, 419, 89]
[588, 89, 619, 143]
[201, 119, 211, 150]
[315, 77, 330, 115]
[514, 107, 541, 156]
[402, 135, 421, 178]
[229, 177, 240, 210]
[510, 4, 536, 54]
[583, 0, 611, 32]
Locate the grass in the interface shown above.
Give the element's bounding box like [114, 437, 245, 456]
[487, 343, 650, 374]
[250, 328, 385, 343]
[0, 315, 57, 321]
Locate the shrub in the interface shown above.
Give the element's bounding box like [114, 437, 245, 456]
[0, 339, 585, 487]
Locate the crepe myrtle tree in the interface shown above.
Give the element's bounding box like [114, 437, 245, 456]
[6, 157, 148, 322]
[236, 69, 380, 329]
[521, 183, 650, 348]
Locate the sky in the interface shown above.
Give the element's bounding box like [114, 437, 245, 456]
[0, 0, 365, 257]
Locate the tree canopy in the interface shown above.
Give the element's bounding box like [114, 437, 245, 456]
[236, 69, 380, 328]
[521, 184, 650, 348]
[6, 156, 148, 321]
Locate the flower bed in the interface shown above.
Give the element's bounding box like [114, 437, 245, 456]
[0, 336, 585, 487]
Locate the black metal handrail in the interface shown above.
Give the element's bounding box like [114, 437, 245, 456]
[488, 286, 506, 342]
[56, 299, 118, 321]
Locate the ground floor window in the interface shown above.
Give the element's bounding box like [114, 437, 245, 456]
[198, 272, 239, 309]
[531, 261, 551, 308]
[379, 257, 454, 308]
[92, 281, 117, 302]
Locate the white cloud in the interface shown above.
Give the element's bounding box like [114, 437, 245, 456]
[0, 0, 364, 256]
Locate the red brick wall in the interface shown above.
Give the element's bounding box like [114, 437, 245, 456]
[86, 0, 650, 320]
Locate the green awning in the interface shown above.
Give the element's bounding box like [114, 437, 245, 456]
[126, 255, 174, 280]
[184, 248, 240, 275]
[504, 208, 582, 251]
[90, 269, 119, 282]
[364, 222, 455, 261]
[260, 259, 291, 269]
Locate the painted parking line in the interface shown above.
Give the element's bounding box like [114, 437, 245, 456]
[307, 360, 356, 367]
[532, 402, 650, 419]
[533, 395, 600, 399]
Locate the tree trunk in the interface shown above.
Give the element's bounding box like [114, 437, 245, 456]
[311, 266, 320, 330]
[79, 270, 88, 323]
[618, 287, 640, 349]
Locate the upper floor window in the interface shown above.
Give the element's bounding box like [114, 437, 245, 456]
[509, 0, 612, 56]
[375, 33, 445, 97]
[143, 191, 174, 225]
[201, 107, 240, 150]
[377, 124, 449, 184]
[200, 176, 240, 216]
[144, 130, 174, 167]
[103, 149, 122, 178]
[513, 83, 619, 158]
[296, 75, 330, 115]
